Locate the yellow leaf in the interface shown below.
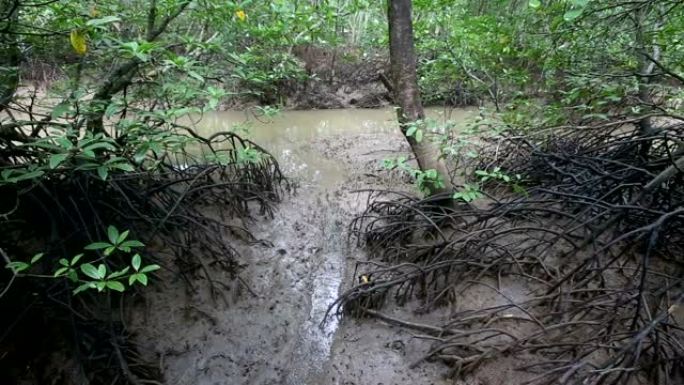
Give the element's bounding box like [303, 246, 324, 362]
[89, 5, 99, 17]
[70, 30, 87, 55]
[235, 10, 246, 21]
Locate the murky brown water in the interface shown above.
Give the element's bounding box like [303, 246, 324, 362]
[187, 107, 475, 186]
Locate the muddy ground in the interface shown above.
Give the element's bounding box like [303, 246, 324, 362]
[130, 118, 542, 385]
[131, 130, 453, 385]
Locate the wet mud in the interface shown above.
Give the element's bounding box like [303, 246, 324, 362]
[132, 108, 475, 385]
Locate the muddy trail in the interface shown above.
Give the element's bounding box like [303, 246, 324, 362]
[131, 108, 473, 385]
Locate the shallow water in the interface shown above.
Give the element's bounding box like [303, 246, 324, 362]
[188, 107, 475, 186]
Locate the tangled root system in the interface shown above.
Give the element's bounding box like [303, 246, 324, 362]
[0, 130, 289, 384]
[329, 115, 684, 385]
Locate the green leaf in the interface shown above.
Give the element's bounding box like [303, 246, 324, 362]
[54, 267, 69, 277]
[528, 0, 541, 8]
[133, 144, 149, 164]
[59, 258, 70, 266]
[80, 263, 100, 279]
[97, 166, 108, 181]
[188, 71, 204, 82]
[12, 170, 45, 182]
[73, 282, 96, 294]
[56, 137, 73, 150]
[415, 129, 423, 143]
[85, 242, 111, 250]
[107, 226, 119, 244]
[564, 9, 583, 21]
[49, 153, 69, 169]
[132, 254, 141, 271]
[51, 103, 71, 120]
[6, 261, 30, 273]
[106, 281, 125, 292]
[97, 264, 107, 279]
[86, 16, 121, 27]
[116, 230, 129, 244]
[30, 253, 44, 264]
[120, 240, 144, 249]
[107, 267, 130, 279]
[81, 142, 118, 152]
[140, 264, 160, 274]
[137, 273, 148, 286]
[71, 254, 83, 265]
[110, 163, 135, 172]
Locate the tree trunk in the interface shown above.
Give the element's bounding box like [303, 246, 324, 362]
[387, 0, 453, 196]
[634, 4, 661, 160]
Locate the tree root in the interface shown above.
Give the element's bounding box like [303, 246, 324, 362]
[328, 115, 684, 384]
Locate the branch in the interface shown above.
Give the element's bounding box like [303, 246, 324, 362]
[86, 0, 193, 133]
[146, 0, 157, 41]
[642, 51, 684, 85]
[644, 155, 684, 191]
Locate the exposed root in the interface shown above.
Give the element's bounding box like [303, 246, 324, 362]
[0, 129, 289, 384]
[328, 114, 684, 384]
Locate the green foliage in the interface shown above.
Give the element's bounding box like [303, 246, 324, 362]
[452, 183, 482, 202]
[5, 226, 159, 295]
[383, 156, 445, 195]
[405, 120, 424, 143]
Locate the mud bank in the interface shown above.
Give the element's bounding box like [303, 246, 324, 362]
[131, 109, 477, 385]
